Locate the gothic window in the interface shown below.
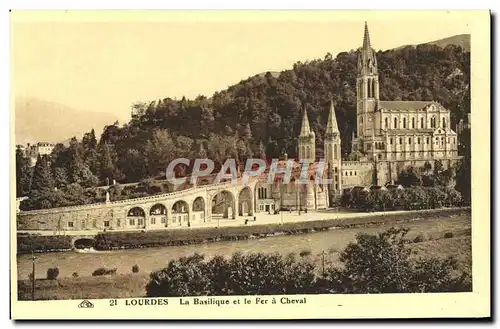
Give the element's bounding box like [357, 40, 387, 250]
[403, 118, 407, 129]
[372, 79, 376, 97]
[412, 118, 415, 129]
[301, 146, 305, 158]
[409, 138, 412, 144]
[390, 138, 393, 145]
[421, 117, 424, 128]
[394, 118, 398, 128]
[426, 137, 430, 144]
[417, 138, 421, 144]
[306, 146, 311, 158]
[399, 137, 402, 144]
[442, 117, 446, 128]
[334, 144, 338, 160]
[361, 116, 364, 124]
[385, 117, 388, 129]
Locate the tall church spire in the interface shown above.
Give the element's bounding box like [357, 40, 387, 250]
[363, 21, 371, 51]
[300, 107, 312, 137]
[358, 21, 378, 75]
[326, 99, 339, 136]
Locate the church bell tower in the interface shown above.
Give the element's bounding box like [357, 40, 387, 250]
[356, 22, 379, 139]
[324, 99, 342, 194]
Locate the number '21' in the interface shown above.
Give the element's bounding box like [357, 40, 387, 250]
[109, 299, 118, 306]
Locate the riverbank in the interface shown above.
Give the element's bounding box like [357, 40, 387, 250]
[17, 207, 470, 254]
[17, 233, 471, 300]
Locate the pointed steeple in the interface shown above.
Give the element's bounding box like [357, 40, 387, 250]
[300, 107, 312, 137]
[363, 21, 371, 51]
[326, 99, 339, 136]
[358, 21, 378, 75]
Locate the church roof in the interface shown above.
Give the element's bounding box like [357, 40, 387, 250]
[378, 101, 436, 111]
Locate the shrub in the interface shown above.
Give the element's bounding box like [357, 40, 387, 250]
[17, 235, 72, 254]
[146, 253, 211, 297]
[413, 234, 425, 243]
[72, 272, 79, 278]
[299, 249, 311, 257]
[323, 227, 471, 293]
[146, 252, 317, 297]
[344, 186, 463, 212]
[92, 267, 117, 276]
[444, 232, 454, 239]
[132, 264, 139, 273]
[46, 267, 59, 280]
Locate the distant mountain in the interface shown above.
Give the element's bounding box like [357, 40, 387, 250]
[395, 34, 470, 52]
[15, 97, 118, 145]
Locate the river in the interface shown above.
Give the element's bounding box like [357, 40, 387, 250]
[17, 213, 470, 280]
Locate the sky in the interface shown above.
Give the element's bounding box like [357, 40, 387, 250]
[11, 11, 473, 122]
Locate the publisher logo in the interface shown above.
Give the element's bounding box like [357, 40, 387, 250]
[78, 300, 94, 308]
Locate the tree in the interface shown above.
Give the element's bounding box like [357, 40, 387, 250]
[397, 167, 422, 187]
[30, 155, 54, 195]
[98, 143, 114, 183]
[16, 149, 32, 197]
[324, 227, 471, 293]
[67, 137, 98, 187]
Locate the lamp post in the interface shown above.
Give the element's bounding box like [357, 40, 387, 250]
[31, 250, 36, 301]
[321, 250, 326, 278]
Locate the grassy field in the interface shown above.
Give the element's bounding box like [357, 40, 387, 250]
[17, 210, 472, 300]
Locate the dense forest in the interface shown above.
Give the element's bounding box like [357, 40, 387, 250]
[17, 43, 471, 209]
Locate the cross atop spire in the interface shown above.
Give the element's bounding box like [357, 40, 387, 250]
[300, 107, 312, 137]
[326, 99, 339, 136]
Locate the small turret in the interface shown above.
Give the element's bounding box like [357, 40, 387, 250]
[298, 107, 316, 163]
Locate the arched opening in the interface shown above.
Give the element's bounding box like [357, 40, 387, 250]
[403, 117, 407, 129]
[73, 238, 95, 250]
[172, 200, 190, 227]
[372, 79, 376, 98]
[394, 118, 398, 129]
[238, 186, 253, 216]
[150, 203, 167, 227]
[385, 117, 388, 129]
[192, 196, 206, 223]
[127, 207, 146, 229]
[199, 178, 210, 186]
[211, 190, 236, 219]
[442, 117, 446, 128]
[367, 78, 372, 97]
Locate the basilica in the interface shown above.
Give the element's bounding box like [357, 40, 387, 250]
[253, 22, 461, 212]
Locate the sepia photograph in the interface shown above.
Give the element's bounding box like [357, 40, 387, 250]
[10, 10, 490, 320]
